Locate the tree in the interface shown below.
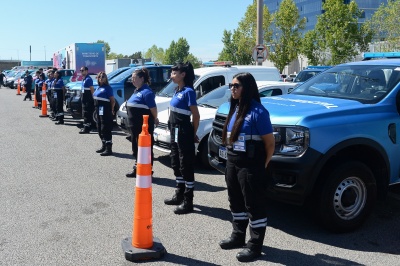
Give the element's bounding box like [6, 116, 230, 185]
[366, 0, 400, 51]
[164, 38, 190, 64]
[268, 0, 305, 73]
[107, 52, 124, 59]
[219, 0, 272, 65]
[309, 0, 371, 65]
[96, 40, 111, 58]
[144, 45, 165, 64]
[126, 52, 142, 59]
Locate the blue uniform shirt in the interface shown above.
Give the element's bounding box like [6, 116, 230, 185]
[93, 85, 114, 102]
[82, 75, 93, 90]
[227, 100, 273, 140]
[126, 84, 156, 109]
[168, 86, 197, 125]
[53, 79, 64, 90]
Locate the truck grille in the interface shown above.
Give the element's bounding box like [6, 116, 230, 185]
[158, 122, 168, 130]
[211, 113, 227, 145]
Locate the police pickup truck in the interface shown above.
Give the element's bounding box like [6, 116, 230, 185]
[208, 52, 400, 232]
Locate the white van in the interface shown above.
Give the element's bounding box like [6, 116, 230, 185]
[155, 64, 281, 112]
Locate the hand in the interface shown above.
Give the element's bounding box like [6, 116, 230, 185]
[155, 117, 159, 126]
[194, 135, 200, 143]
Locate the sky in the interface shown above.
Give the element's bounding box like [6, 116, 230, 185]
[0, 0, 253, 62]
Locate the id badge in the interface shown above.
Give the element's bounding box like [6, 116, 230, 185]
[173, 127, 179, 143]
[53, 93, 57, 99]
[81, 86, 84, 93]
[233, 133, 246, 152]
[99, 106, 104, 116]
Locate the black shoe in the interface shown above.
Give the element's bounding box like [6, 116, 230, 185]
[236, 248, 262, 262]
[23, 99, 26, 101]
[96, 145, 106, 153]
[79, 128, 90, 134]
[100, 150, 113, 156]
[219, 237, 245, 250]
[174, 200, 193, 214]
[164, 194, 184, 205]
[55, 121, 64, 125]
[126, 168, 136, 178]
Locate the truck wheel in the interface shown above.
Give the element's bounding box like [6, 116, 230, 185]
[317, 161, 376, 232]
[198, 139, 213, 169]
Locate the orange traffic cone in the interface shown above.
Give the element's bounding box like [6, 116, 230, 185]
[39, 83, 48, 117]
[122, 115, 166, 262]
[16, 78, 21, 95]
[32, 87, 38, 108]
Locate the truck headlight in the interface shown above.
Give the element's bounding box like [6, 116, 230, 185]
[273, 126, 309, 156]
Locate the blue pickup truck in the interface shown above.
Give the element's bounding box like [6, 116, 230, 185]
[208, 52, 400, 232]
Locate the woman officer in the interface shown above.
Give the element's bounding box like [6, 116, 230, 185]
[163, 61, 200, 215]
[218, 72, 275, 263]
[53, 70, 65, 124]
[93, 72, 115, 156]
[125, 68, 158, 177]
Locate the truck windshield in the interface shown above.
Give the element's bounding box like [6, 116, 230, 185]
[291, 64, 400, 103]
[157, 75, 200, 97]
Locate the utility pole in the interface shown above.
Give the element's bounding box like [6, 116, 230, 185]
[256, 0, 263, 66]
[30, 45, 31, 61]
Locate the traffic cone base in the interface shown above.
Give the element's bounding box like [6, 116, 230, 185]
[122, 237, 166, 262]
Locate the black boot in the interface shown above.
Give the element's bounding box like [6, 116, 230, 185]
[174, 188, 194, 214]
[55, 119, 64, 125]
[100, 143, 113, 156]
[96, 141, 106, 153]
[220, 219, 248, 249]
[126, 166, 137, 178]
[164, 185, 184, 205]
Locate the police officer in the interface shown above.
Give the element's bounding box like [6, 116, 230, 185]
[45, 70, 55, 118]
[163, 62, 200, 215]
[125, 68, 159, 177]
[36, 73, 45, 109]
[33, 71, 41, 109]
[53, 70, 65, 125]
[79, 66, 95, 134]
[219, 72, 275, 262]
[23, 70, 33, 101]
[93, 72, 115, 156]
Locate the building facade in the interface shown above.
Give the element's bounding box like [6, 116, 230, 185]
[264, 0, 388, 33]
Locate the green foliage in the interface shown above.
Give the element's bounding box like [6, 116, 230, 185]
[144, 45, 165, 64]
[164, 38, 190, 65]
[96, 40, 111, 58]
[268, 0, 305, 72]
[308, 0, 370, 65]
[366, 0, 400, 51]
[219, 0, 272, 65]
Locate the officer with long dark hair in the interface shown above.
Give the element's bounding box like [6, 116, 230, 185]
[219, 72, 275, 262]
[125, 68, 159, 177]
[93, 72, 115, 156]
[79, 66, 95, 134]
[53, 70, 65, 125]
[164, 61, 200, 215]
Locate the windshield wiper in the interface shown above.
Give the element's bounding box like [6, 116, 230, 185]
[198, 103, 217, 109]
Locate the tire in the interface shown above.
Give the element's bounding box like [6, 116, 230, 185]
[317, 161, 377, 232]
[198, 139, 213, 170]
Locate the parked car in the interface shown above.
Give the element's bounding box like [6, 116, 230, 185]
[293, 66, 331, 84]
[152, 81, 297, 168]
[208, 52, 400, 232]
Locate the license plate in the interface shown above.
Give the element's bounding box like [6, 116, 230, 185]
[219, 146, 227, 160]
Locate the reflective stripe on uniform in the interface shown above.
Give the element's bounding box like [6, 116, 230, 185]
[93, 96, 110, 102]
[126, 102, 149, 109]
[170, 106, 191, 116]
[249, 217, 267, 228]
[232, 212, 249, 221]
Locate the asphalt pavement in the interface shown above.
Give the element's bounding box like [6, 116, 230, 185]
[0, 86, 399, 265]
